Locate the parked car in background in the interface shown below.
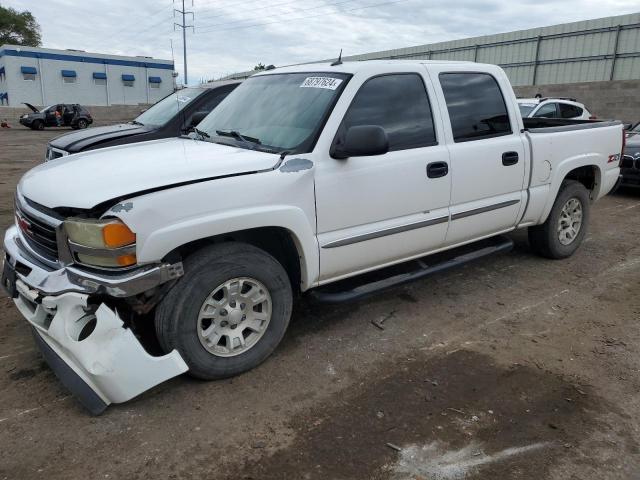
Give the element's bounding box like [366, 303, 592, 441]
[19, 103, 93, 130]
[44, 81, 241, 161]
[2, 60, 623, 414]
[517, 97, 594, 120]
[618, 122, 640, 188]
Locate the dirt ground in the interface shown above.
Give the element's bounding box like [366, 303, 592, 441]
[0, 124, 639, 480]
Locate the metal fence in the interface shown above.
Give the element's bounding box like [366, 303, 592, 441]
[223, 13, 640, 86]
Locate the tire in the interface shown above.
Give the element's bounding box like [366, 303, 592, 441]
[155, 242, 293, 380]
[76, 119, 88, 129]
[33, 120, 44, 131]
[528, 180, 590, 259]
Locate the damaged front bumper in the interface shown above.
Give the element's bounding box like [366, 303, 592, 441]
[2, 226, 188, 414]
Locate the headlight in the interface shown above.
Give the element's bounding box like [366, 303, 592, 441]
[65, 218, 137, 268]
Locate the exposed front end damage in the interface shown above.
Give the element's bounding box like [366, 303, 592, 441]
[2, 225, 188, 414]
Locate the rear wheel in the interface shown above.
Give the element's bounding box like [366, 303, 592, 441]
[155, 242, 293, 379]
[528, 180, 590, 259]
[76, 119, 88, 129]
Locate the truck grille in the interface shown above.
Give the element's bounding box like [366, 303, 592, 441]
[15, 203, 59, 262]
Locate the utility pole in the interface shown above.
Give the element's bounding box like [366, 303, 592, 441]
[174, 0, 194, 85]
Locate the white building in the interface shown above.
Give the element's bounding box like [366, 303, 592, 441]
[0, 45, 175, 107]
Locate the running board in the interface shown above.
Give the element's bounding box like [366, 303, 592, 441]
[309, 236, 514, 303]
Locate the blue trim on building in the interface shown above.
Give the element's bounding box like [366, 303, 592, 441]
[121, 74, 135, 81]
[20, 66, 37, 74]
[148, 76, 162, 83]
[61, 69, 77, 77]
[92, 72, 107, 79]
[1, 49, 173, 71]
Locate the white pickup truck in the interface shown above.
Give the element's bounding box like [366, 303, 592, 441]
[2, 60, 623, 414]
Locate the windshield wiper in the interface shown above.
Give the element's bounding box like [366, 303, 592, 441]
[215, 129, 262, 149]
[193, 127, 210, 140]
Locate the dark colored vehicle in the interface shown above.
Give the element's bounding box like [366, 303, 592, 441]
[19, 103, 93, 131]
[45, 81, 241, 161]
[619, 122, 640, 188]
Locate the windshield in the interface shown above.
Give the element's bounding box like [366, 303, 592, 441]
[135, 88, 204, 127]
[518, 103, 536, 117]
[196, 72, 350, 153]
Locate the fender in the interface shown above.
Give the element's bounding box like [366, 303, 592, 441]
[109, 166, 320, 290]
[538, 154, 602, 223]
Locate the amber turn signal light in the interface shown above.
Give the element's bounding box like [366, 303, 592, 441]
[103, 223, 136, 248]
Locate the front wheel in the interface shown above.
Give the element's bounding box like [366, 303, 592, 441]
[528, 180, 590, 259]
[32, 120, 44, 131]
[155, 242, 293, 380]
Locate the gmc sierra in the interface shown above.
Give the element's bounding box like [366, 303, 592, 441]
[2, 60, 623, 414]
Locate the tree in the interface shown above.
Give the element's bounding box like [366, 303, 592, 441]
[0, 6, 42, 47]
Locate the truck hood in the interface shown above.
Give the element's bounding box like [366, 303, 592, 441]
[19, 138, 280, 210]
[49, 123, 152, 153]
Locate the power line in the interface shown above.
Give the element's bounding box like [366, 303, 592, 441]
[195, 0, 361, 30]
[195, 0, 410, 34]
[109, 2, 174, 38]
[195, 0, 340, 22]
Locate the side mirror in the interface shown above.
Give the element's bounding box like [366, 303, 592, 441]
[332, 125, 389, 159]
[190, 111, 208, 127]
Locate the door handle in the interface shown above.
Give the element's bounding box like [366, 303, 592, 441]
[427, 161, 448, 178]
[502, 151, 519, 166]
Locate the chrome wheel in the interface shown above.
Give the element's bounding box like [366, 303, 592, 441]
[557, 197, 583, 245]
[197, 277, 272, 357]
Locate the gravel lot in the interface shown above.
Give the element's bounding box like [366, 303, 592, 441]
[0, 124, 639, 480]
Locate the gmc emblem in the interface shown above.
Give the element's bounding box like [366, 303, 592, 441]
[16, 213, 33, 236]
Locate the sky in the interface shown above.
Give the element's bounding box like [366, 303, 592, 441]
[6, 0, 640, 85]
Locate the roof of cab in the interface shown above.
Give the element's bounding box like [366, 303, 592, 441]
[252, 59, 491, 77]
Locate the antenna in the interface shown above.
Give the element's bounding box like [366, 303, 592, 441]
[330, 49, 343, 66]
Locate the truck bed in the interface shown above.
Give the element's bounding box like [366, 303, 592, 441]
[523, 117, 621, 132]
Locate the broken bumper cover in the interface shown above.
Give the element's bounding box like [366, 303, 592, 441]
[2, 226, 188, 414]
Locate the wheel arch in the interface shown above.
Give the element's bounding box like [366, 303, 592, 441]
[161, 226, 310, 293]
[539, 161, 602, 223]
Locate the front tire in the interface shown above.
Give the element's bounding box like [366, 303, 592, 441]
[528, 180, 590, 259]
[32, 120, 44, 131]
[155, 242, 293, 380]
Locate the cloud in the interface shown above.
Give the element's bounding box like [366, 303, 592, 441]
[4, 0, 639, 84]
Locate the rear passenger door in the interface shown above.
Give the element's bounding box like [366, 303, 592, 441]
[315, 69, 451, 282]
[430, 68, 526, 245]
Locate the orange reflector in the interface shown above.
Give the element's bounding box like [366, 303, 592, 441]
[103, 223, 136, 248]
[116, 254, 137, 267]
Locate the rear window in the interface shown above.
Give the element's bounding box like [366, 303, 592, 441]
[560, 103, 583, 119]
[439, 73, 512, 142]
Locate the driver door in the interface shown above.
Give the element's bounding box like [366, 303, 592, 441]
[314, 68, 451, 283]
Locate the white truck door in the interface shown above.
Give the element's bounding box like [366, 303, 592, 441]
[314, 69, 451, 283]
[430, 68, 527, 245]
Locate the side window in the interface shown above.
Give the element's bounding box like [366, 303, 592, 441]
[533, 103, 559, 118]
[560, 103, 583, 118]
[339, 73, 436, 151]
[197, 90, 231, 114]
[439, 73, 512, 142]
